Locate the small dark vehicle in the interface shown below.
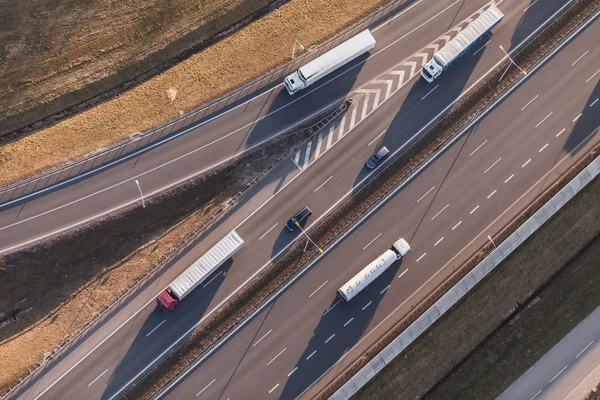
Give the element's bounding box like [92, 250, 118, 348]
[286, 206, 312, 231]
[366, 146, 390, 169]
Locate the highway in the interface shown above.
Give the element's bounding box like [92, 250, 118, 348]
[161, 14, 600, 400]
[498, 305, 600, 400]
[10, 0, 594, 399]
[0, 0, 499, 252]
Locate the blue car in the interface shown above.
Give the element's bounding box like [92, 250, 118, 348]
[366, 146, 390, 169]
[286, 206, 312, 231]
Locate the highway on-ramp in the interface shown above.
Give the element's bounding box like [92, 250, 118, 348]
[11, 0, 589, 399]
[161, 14, 600, 400]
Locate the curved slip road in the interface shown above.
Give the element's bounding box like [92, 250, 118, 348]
[11, 0, 583, 399]
[0, 0, 487, 253]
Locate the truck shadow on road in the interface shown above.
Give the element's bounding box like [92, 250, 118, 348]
[278, 254, 404, 400]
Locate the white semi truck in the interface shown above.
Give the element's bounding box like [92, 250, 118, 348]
[284, 29, 376, 95]
[421, 4, 504, 83]
[157, 230, 244, 312]
[338, 238, 410, 302]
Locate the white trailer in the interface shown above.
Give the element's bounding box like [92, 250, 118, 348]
[284, 30, 376, 95]
[157, 230, 244, 311]
[421, 5, 504, 83]
[337, 238, 410, 302]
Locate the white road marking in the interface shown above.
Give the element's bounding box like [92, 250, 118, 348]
[322, 299, 341, 317]
[417, 186, 436, 203]
[431, 203, 450, 220]
[473, 40, 489, 56]
[586, 68, 600, 83]
[325, 334, 336, 344]
[303, 141, 312, 169]
[196, 379, 216, 396]
[88, 369, 109, 387]
[535, 112, 553, 128]
[362, 301, 373, 311]
[268, 384, 280, 394]
[259, 223, 279, 240]
[469, 205, 480, 215]
[362, 94, 370, 120]
[327, 125, 335, 149]
[337, 115, 346, 141]
[521, 95, 539, 111]
[309, 281, 328, 298]
[573, 113, 582, 122]
[315, 132, 324, 159]
[434, 237, 444, 246]
[202, 271, 223, 288]
[524, 0, 539, 11]
[306, 350, 317, 360]
[343, 317, 354, 327]
[504, 174, 515, 183]
[452, 221, 462, 230]
[469, 140, 488, 157]
[487, 189, 497, 199]
[368, 130, 387, 146]
[576, 341, 594, 358]
[416, 253, 427, 262]
[363, 233, 383, 250]
[421, 84, 439, 100]
[556, 128, 566, 137]
[380, 285, 391, 294]
[571, 50, 589, 66]
[146, 320, 166, 337]
[287, 367, 298, 377]
[398, 269, 408, 279]
[314, 175, 334, 193]
[293, 151, 302, 170]
[591, 98, 599, 107]
[349, 108, 358, 130]
[550, 364, 568, 383]
[266, 348, 287, 366]
[538, 143, 549, 152]
[253, 329, 273, 347]
[531, 389, 542, 400]
[484, 157, 502, 174]
[522, 158, 532, 168]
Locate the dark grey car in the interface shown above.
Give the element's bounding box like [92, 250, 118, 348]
[366, 146, 390, 169]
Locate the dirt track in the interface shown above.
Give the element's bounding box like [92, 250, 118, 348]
[0, 0, 388, 186]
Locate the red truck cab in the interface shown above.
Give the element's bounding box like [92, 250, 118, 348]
[157, 290, 178, 312]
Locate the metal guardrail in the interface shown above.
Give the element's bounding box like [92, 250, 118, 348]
[0, 99, 350, 400]
[0, 0, 416, 201]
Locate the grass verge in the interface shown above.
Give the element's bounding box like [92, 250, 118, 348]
[354, 165, 600, 400]
[0, 0, 391, 186]
[0, 113, 321, 394]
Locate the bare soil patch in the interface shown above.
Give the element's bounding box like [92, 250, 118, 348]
[0, 0, 389, 186]
[0, 120, 315, 393]
[354, 168, 600, 400]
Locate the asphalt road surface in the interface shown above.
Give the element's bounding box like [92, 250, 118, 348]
[0, 0, 499, 252]
[12, 0, 598, 399]
[161, 15, 600, 400]
[498, 305, 600, 400]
